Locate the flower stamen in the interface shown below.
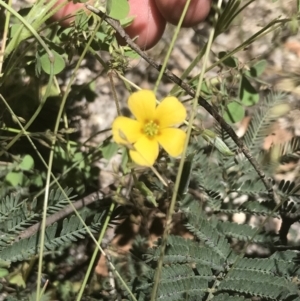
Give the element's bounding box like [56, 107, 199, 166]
[143, 120, 159, 138]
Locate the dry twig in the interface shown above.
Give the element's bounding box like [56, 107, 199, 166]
[17, 187, 112, 241]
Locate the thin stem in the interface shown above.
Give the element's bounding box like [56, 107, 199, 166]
[34, 20, 99, 301]
[151, 1, 222, 299]
[17, 190, 111, 241]
[0, 0, 11, 73]
[76, 202, 116, 301]
[0, 0, 55, 158]
[153, 0, 192, 94]
[109, 71, 121, 116]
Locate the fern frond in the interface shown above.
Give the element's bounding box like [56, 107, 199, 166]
[49, 187, 74, 202]
[217, 220, 275, 244]
[47, 187, 75, 215]
[0, 196, 38, 246]
[0, 193, 24, 223]
[238, 199, 278, 217]
[160, 264, 194, 279]
[147, 263, 214, 282]
[192, 151, 227, 196]
[244, 92, 287, 155]
[273, 136, 300, 164]
[211, 293, 251, 301]
[0, 210, 105, 262]
[0, 188, 77, 248]
[237, 175, 268, 194]
[217, 277, 298, 300]
[156, 277, 208, 301]
[235, 256, 299, 276]
[146, 235, 225, 272]
[270, 250, 299, 262]
[206, 190, 223, 211]
[185, 203, 233, 262]
[219, 253, 300, 299]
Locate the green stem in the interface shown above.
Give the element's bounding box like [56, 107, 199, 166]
[173, 15, 283, 97]
[76, 202, 116, 301]
[35, 20, 99, 301]
[109, 71, 121, 116]
[151, 1, 222, 300]
[153, 0, 192, 94]
[0, 0, 12, 73]
[150, 0, 210, 299]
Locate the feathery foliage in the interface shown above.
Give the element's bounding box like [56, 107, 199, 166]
[0, 188, 105, 262]
[111, 92, 300, 301]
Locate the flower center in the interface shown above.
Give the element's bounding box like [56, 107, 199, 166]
[143, 120, 159, 138]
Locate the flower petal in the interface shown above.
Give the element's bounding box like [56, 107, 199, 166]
[155, 96, 187, 128]
[157, 128, 186, 157]
[130, 136, 159, 166]
[112, 116, 142, 144]
[128, 90, 156, 123]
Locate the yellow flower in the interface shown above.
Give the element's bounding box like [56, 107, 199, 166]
[112, 90, 187, 166]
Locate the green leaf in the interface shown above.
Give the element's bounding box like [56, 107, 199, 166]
[5, 171, 24, 186]
[136, 181, 158, 207]
[0, 268, 9, 278]
[9, 24, 22, 39]
[218, 51, 238, 68]
[245, 59, 267, 78]
[123, 47, 140, 59]
[248, 59, 267, 77]
[19, 155, 34, 171]
[201, 81, 212, 95]
[107, 0, 129, 20]
[40, 81, 60, 97]
[32, 173, 44, 187]
[101, 141, 119, 160]
[0, 260, 10, 268]
[239, 75, 259, 106]
[8, 271, 26, 288]
[39, 50, 65, 75]
[96, 31, 107, 43]
[121, 146, 130, 174]
[202, 129, 235, 156]
[223, 102, 245, 124]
